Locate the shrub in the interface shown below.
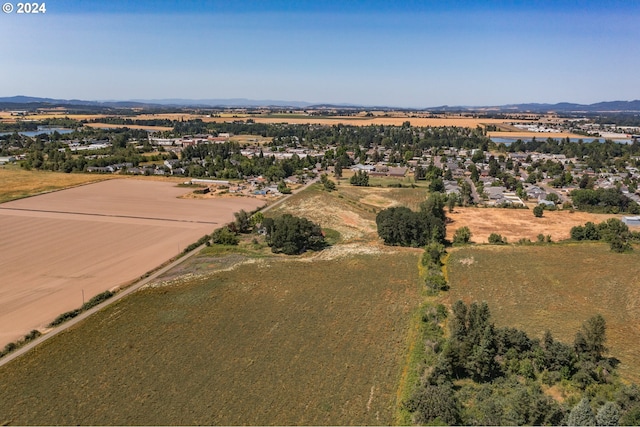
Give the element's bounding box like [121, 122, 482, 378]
[212, 226, 239, 245]
[422, 242, 446, 267]
[49, 309, 82, 327]
[533, 204, 544, 217]
[452, 226, 472, 245]
[82, 290, 115, 311]
[488, 233, 507, 245]
[183, 234, 212, 253]
[426, 272, 449, 293]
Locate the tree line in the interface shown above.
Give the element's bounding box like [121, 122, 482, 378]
[405, 301, 640, 425]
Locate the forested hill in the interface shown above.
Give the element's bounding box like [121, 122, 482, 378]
[2, 96, 640, 112]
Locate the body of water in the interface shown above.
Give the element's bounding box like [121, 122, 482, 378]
[491, 137, 636, 145]
[0, 127, 75, 137]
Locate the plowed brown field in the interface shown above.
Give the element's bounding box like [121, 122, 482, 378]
[0, 180, 264, 346]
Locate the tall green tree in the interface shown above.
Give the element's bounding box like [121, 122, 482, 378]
[596, 402, 621, 426]
[262, 214, 325, 255]
[574, 314, 607, 362]
[567, 397, 596, 426]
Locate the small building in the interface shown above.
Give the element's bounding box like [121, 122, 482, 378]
[623, 216, 640, 227]
[388, 167, 408, 177]
[0, 156, 16, 164]
[191, 179, 230, 186]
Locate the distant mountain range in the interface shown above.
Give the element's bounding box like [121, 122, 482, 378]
[1, 95, 640, 113]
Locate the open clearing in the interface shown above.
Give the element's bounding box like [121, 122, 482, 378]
[446, 207, 624, 243]
[444, 243, 640, 383]
[0, 179, 263, 346]
[0, 246, 420, 425]
[266, 183, 429, 242]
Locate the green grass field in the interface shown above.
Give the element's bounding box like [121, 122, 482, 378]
[0, 250, 421, 425]
[443, 242, 640, 383]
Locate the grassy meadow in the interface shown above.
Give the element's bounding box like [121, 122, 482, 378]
[0, 251, 420, 425]
[443, 242, 640, 383]
[266, 182, 430, 243]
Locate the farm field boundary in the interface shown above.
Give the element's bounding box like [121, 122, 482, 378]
[0, 179, 264, 347]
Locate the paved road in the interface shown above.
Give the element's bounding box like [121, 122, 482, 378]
[0, 175, 320, 368]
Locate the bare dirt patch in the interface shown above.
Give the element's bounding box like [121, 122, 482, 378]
[446, 207, 622, 243]
[0, 179, 264, 346]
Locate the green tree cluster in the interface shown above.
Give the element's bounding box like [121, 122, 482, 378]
[349, 170, 369, 186]
[421, 242, 448, 293]
[571, 218, 638, 252]
[262, 214, 325, 255]
[405, 301, 633, 425]
[488, 233, 507, 244]
[320, 173, 336, 191]
[376, 194, 446, 247]
[570, 188, 640, 214]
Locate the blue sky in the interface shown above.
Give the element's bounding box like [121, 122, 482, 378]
[1, 0, 639, 107]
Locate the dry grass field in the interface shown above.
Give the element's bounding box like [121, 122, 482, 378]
[0, 112, 108, 123]
[443, 243, 640, 383]
[0, 167, 112, 203]
[1, 110, 541, 129]
[229, 133, 273, 145]
[266, 183, 429, 242]
[204, 115, 523, 128]
[0, 179, 264, 346]
[124, 112, 531, 128]
[446, 207, 623, 243]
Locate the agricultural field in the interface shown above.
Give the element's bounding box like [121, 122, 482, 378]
[444, 243, 640, 383]
[0, 166, 112, 203]
[0, 179, 264, 346]
[203, 115, 524, 128]
[446, 207, 624, 243]
[0, 112, 108, 123]
[96, 112, 530, 128]
[0, 240, 421, 425]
